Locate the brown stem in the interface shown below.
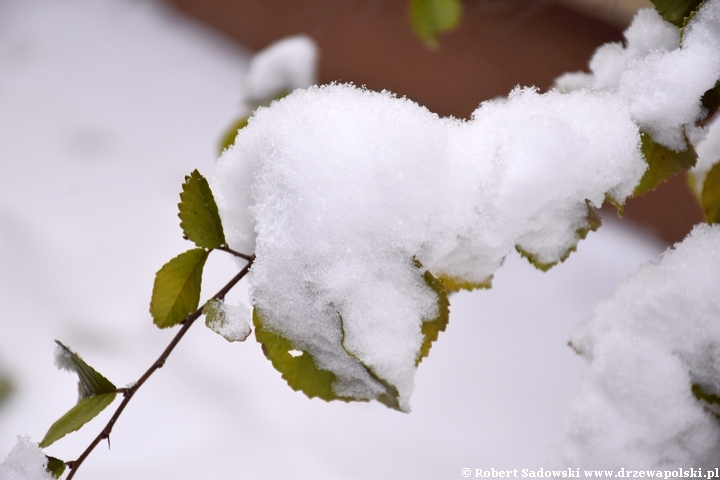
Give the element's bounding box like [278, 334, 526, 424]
[65, 255, 254, 479]
[216, 245, 254, 261]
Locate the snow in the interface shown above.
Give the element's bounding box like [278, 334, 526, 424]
[0, 437, 53, 480]
[691, 116, 720, 192]
[242, 34, 318, 107]
[215, 83, 646, 411]
[555, 5, 720, 150]
[0, 0, 704, 477]
[204, 299, 252, 343]
[550, 224, 720, 468]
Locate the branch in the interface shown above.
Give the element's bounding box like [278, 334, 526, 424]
[216, 245, 254, 261]
[65, 255, 255, 479]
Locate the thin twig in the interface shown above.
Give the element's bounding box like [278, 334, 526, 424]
[65, 255, 255, 479]
[217, 245, 254, 261]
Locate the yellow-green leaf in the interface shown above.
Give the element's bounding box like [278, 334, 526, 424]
[39, 392, 117, 448]
[253, 309, 348, 402]
[409, 0, 462, 47]
[219, 117, 249, 154]
[417, 268, 450, 366]
[46, 456, 66, 479]
[651, 0, 704, 27]
[438, 275, 492, 293]
[516, 200, 602, 272]
[178, 170, 226, 249]
[54, 341, 116, 399]
[702, 162, 720, 224]
[634, 132, 697, 197]
[150, 248, 209, 328]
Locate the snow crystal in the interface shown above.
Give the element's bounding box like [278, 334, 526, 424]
[559, 4, 720, 151]
[214, 82, 645, 410]
[0, 436, 54, 480]
[205, 300, 252, 342]
[550, 224, 720, 468]
[242, 34, 318, 106]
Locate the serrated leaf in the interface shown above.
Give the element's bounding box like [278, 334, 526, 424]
[651, 0, 704, 27]
[253, 309, 349, 402]
[39, 392, 117, 448]
[46, 456, 66, 479]
[54, 341, 116, 399]
[604, 192, 625, 217]
[150, 248, 209, 328]
[634, 132, 697, 197]
[438, 275, 492, 293]
[701, 161, 720, 224]
[516, 201, 602, 272]
[178, 170, 226, 249]
[409, 0, 462, 47]
[417, 268, 450, 366]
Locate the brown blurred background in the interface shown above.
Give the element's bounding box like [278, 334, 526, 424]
[168, 0, 704, 245]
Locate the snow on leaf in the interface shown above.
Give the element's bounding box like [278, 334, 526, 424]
[651, 0, 705, 27]
[178, 170, 226, 249]
[203, 299, 252, 342]
[39, 393, 117, 448]
[516, 201, 603, 272]
[633, 132, 697, 196]
[53, 341, 116, 400]
[253, 309, 351, 403]
[409, 0, 462, 47]
[150, 248, 209, 328]
[416, 267, 450, 366]
[701, 161, 720, 223]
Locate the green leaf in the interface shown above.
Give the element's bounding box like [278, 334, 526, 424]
[651, 0, 704, 27]
[150, 248, 209, 328]
[178, 170, 226, 249]
[516, 200, 602, 272]
[54, 341, 116, 399]
[219, 117, 249, 154]
[409, 0, 462, 47]
[634, 132, 697, 197]
[39, 392, 117, 448]
[701, 161, 720, 224]
[253, 309, 350, 403]
[46, 456, 66, 479]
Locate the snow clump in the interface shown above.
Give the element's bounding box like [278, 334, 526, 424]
[550, 224, 720, 468]
[205, 300, 252, 342]
[242, 34, 318, 107]
[214, 0, 720, 413]
[0, 436, 54, 480]
[556, 4, 720, 150]
[215, 83, 645, 411]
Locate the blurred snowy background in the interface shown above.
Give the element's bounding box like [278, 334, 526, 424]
[0, 1, 664, 478]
